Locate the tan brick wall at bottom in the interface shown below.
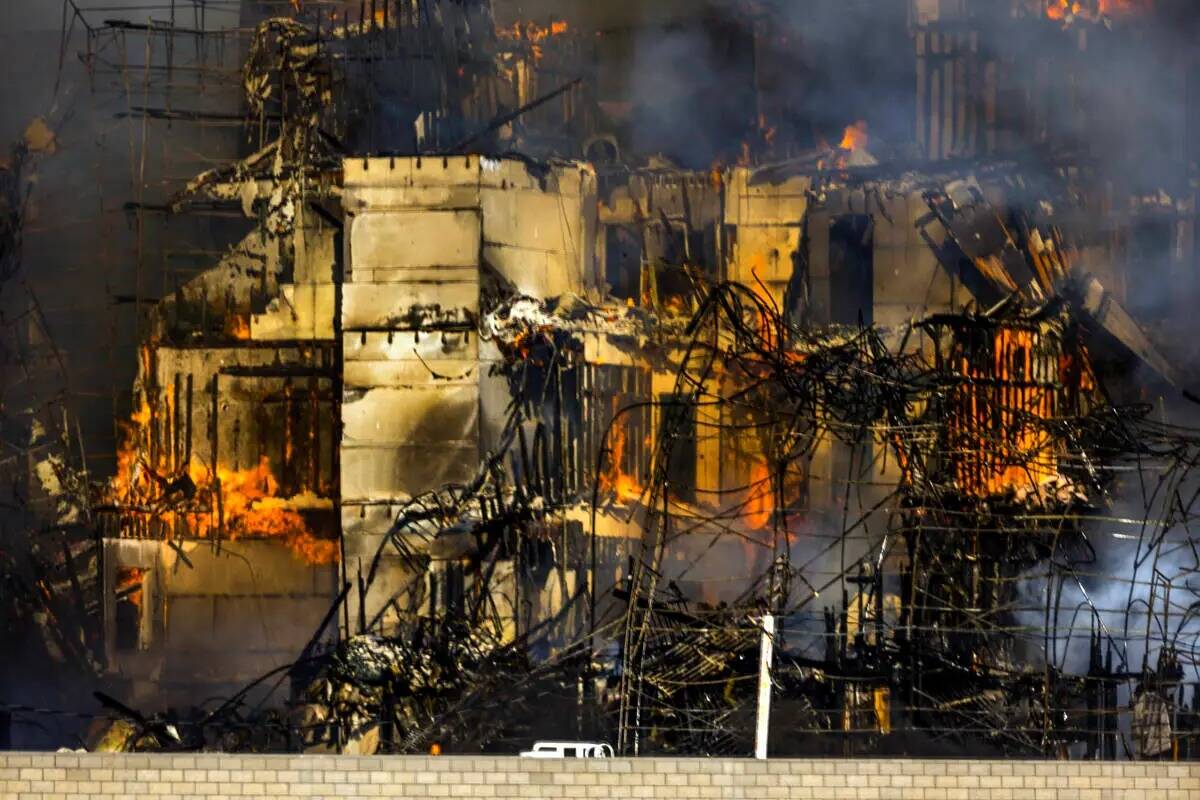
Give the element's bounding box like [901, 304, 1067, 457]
[0, 753, 1196, 800]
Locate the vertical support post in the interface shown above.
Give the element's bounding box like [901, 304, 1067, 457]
[755, 614, 776, 760]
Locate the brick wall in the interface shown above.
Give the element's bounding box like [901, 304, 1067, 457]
[1, 752, 1198, 800]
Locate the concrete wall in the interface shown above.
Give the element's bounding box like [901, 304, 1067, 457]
[103, 539, 338, 708]
[338, 156, 596, 634]
[3, 752, 1198, 800]
[724, 168, 809, 312]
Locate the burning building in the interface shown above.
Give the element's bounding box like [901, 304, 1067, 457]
[2, 0, 1200, 759]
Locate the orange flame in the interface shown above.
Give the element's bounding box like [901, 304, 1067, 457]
[109, 392, 338, 565]
[1046, 0, 1082, 19]
[601, 423, 644, 503]
[115, 567, 146, 609]
[839, 120, 869, 152]
[1046, 0, 1151, 21]
[951, 327, 1058, 497]
[498, 20, 569, 42]
[211, 457, 340, 565]
[228, 314, 251, 340]
[745, 461, 775, 529]
[497, 19, 570, 61]
[113, 393, 152, 498]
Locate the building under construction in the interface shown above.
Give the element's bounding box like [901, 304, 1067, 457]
[2, 0, 1200, 760]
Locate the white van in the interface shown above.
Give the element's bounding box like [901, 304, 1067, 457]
[519, 741, 614, 758]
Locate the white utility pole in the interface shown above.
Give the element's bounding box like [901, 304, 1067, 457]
[754, 614, 775, 759]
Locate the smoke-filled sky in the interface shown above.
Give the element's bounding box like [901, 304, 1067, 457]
[0, 0, 1197, 471]
[0, 0, 246, 476]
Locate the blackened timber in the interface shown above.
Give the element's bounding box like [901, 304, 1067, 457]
[217, 365, 337, 379]
[101, 19, 208, 36]
[117, 107, 276, 124]
[450, 78, 583, 153]
[124, 201, 246, 218]
[296, 580, 353, 667]
[1069, 273, 1181, 387]
[308, 201, 343, 230]
[167, 538, 194, 569]
[58, 537, 89, 651]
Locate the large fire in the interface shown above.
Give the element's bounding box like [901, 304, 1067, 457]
[110, 396, 338, 566]
[949, 326, 1062, 498]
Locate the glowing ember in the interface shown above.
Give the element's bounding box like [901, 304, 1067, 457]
[708, 162, 724, 190]
[1100, 0, 1152, 15]
[758, 114, 777, 147]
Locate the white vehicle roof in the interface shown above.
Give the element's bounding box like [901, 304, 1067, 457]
[519, 741, 614, 757]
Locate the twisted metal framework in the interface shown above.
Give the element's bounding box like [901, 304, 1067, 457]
[598, 281, 1200, 758]
[271, 279, 1200, 759]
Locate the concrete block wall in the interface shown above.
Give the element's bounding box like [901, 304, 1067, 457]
[3, 753, 1198, 800]
[337, 156, 595, 634]
[724, 168, 810, 312]
[339, 159, 486, 634]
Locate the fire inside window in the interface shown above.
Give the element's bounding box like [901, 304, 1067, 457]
[114, 567, 148, 652]
[936, 318, 1090, 498]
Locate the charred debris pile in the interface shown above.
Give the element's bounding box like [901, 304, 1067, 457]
[2, 0, 1200, 761]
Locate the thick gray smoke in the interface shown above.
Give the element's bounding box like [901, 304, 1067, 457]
[1010, 466, 1200, 684]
